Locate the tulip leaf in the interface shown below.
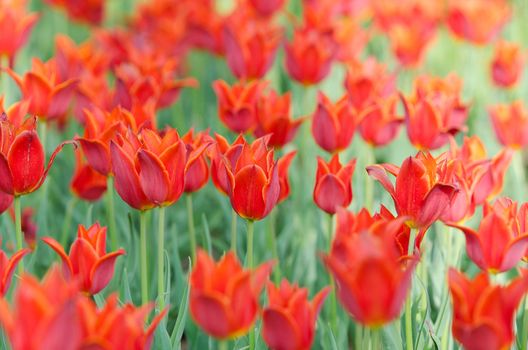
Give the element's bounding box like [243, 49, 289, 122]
[171, 263, 190, 349]
[201, 214, 212, 255]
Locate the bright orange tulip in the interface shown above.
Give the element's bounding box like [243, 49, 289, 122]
[190, 249, 273, 339]
[491, 40, 524, 88]
[42, 223, 125, 295]
[262, 280, 330, 350]
[449, 268, 528, 350]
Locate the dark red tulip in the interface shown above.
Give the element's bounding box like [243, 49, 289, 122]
[70, 149, 107, 202]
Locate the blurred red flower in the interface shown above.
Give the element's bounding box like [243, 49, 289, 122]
[0, 0, 38, 66]
[491, 40, 524, 88]
[490, 101, 528, 149]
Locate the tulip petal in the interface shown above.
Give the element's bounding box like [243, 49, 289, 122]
[78, 138, 111, 175]
[314, 174, 348, 214]
[417, 183, 457, 228]
[1, 248, 30, 295]
[36, 299, 82, 350]
[449, 224, 487, 270]
[311, 286, 331, 317]
[42, 237, 74, 277]
[7, 130, 44, 194]
[190, 292, 232, 339]
[312, 100, 338, 152]
[159, 140, 186, 202]
[70, 238, 99, 291]
[231, 165, 267, 219]
[262, 308, 302, 350]
[23, 72, 52, 116]
[499, 234, 528, 272]
[48, 79, 78, 118]
[34, 140, 77, 193]
[366, 164, 396, 200]
[90, 249, 125, 295]
[0, 191, 12, 215]
[0, 153, 13, 194]
[137, 149, 170, 205]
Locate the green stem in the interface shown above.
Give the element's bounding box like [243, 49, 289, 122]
[355, 324, 363, 350]
[14, 196, 23, 274]
[186, 195, 197, 264]
[157, 206, 166, 310]
[231, 209, 238, 255]
[218, 340, 228, 350]
[371, 328, 381, 350]
[267, 210, 281, 283]
[60, 197, 77, 247]
[327, 214, 338, 334]
[364, 144, 375, 212]
[106, 177, 118, 251]
[246, 220, 255, 350]
[140, 210, 148, 305]
[362, 327, 370, 349]
[405, 228, 417, 350]
[513, 151, 526, 202]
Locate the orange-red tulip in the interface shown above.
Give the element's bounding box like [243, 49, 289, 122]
[489, 101, 528, 149]
[284, 27, 335, 85]
[46, 0, 104, 25]
[213, 79, 267, 133]
[262, 280, 330, 350]
[449, 198, 528, 273]
[358, 96, 402, 147]
[313, 154, 356, 215]
[254, 90, 304, 149]
[209, 133, 246, 196]
[0, 248, 30, 295]
[70, 149, 107, 202]
[0, 115, 72, 196]
[311, 92, 356, 153]
[387, 21, 435, 68]
[0, 0, 38, 65]
[323, 211, 418, 326]
[448, 268, 528, 350]
[491, 40, 524, 88]
[367, 152, 457, 229]
[182, 128, 212, 193]
[42, 223, 125, 295]
[190, 249, 273, 339]
[446, 0, 510, 45]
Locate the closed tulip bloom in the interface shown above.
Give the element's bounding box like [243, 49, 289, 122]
[446, 0, 510, 45]
[254, 90, 304, 149]
[311, 92, 356, 153]
[0, 114, 71, 196]
[489, 101, 528, 149]
[285, 27, 335, 85]
[213, 79, 266, 133]
[0, 248, 30, 295]
[183, 129, 212, 193]
[70, 150, 107, 202]
[262, 280, 330, 350]
[190, 249, 273, 339]
[0, 0, 38, 65]
[224, 135, 280, 220]
[367, 152, 457, 229]
[42, 223, 125, 295]
[209, 133, 246, 196]
[323, 214, 418, 326]
[449, 198, 528, 273]
[313, 154, 356, 215]
[358, 96, 402, 147]
[491, 40, 524, 88]
[448, 268, 528, 350]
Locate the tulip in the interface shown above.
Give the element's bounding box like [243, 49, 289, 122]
[284, 27, 335, 85]
[70, 150, 107, 202]
[313, 154, 356, 215]
[45, 0, 104, 25]
[358, 96, 402, 147]
[213, 79, 266, 133]
[489, 101, 528, 149]
[448, 198, 528, 273]
[311, 92, 356, 153]
[262, 280, 330, 350]
[491, 40, 524, 88]
[182, 128, 212, 193]
[190, 249, 273, 339]
[472, 148, 513, 205]
[387, 21, 435, 68]
[323, 213, 418, 326]
[448, 268, 528, 350]
[42, 223, 125, 295]
[446, 0, 510, 45]
[254, 90, 304, 149]
[0, 0, 38, 65]
[0, 248, 30, 295]
[209, 133, 246, 196]
[248, 0, 285, 17]
[367, 152, 457, 229]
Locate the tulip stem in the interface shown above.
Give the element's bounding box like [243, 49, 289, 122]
[218, 340, 228, 350]
[139, 210, 148, 305]
[157, 206, 166, 311]
[106, 177, 118, 251]
[246, 220, 255, 350]
[186, 195, 197, 264]
[327, 214, 339, 335]
[231, 209, 237, 255]
[59, 196, 77, 247]
[405, 228, 417, 350]
[14, 196, 23, 274]
[267, 210, 281, 283]
[371, 328, 381, 350]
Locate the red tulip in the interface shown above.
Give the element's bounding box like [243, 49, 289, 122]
[42, 223, 125, 295]
[190, 249, 273, 339]
[323, 212, 418, 326]
[249, 0, 285, 17]
[489, 101, 528, 149]
[262, 280, 330, 350]
[45, 0, 104, 25]
[448, 198, 528, 273]
[387, 21, 435, 68]
[284, 27, 335, 85]
[209, 133, 246, 196]
[70, 149, 107, 202]
[0, 0, 38, 65]
[254, 90, 304, 148]
[0, 114, 72, 196]
[446, 0, 510, 45]
[0, 247, 30, 295]
[313, 154, 356, 215]
[491, 40, 524, 88]
[367, 152, 457, 229]
[472, 148, 513, 205]
[358, 96, 402, 147]
[311, 92, 356, 153]
[223, 16, 282, 79]
[448, 268, 528, 350]
[224, 135, 280, 220]
[6, 58, 78, 123]
[213, 79, 267, 133]
[183, 129, 212, 193]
